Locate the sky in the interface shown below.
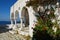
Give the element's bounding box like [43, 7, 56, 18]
[0, 0, 60, 21]
[0, 0, 17, 21]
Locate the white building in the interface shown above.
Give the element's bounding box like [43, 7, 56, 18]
[9, 0, 59, 38]
[9, 0, 37, 37]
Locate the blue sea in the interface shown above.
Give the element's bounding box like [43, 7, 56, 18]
[0, 21, 11, 25]
[0, 21, 20, 25]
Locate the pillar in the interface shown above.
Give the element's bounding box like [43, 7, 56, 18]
[12, 11, 17, 30]
[12, 19, 17, 30]
[29, 25, 33, 37]
[20, 17, 23, 30]
[15, 19, 17, 26]
[11, 20, 13, 25]
[10, 13, 14, 29]
[28, 6, 34, 37]
[18, 9, 23, 30]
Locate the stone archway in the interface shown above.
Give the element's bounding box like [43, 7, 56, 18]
[21, 7, 29, 27]
[15, 10, 19, 20]
[15, 10, 21, 25]
[11, 12, 14, 20]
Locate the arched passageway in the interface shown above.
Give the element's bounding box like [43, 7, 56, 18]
[21, 7, 29, 27]
[15, 10, 20, 23]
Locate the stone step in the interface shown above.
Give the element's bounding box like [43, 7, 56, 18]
[18, 30, 29, 36]
[21, 27, 29, 30]
[9, 27, 29, 36]
[9, 30, 18, 34]
[18, 28, 29, 36]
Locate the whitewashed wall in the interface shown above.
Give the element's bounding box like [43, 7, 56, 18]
[10, 0, 37, 37]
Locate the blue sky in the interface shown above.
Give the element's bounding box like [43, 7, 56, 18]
[0, 0, 17, 21]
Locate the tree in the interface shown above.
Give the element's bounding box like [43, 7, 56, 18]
[32, 7, 60, 40]
[26, 0, 57, 6]
[25, 0, 60, 40]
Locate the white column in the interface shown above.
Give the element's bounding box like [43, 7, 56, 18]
[28, 7, 34, 37]
[13, 19, 17, 30]
[10, 12, 14, 29]
[20, 17, 23, 30]
[29, 25, 33, 37]
[28, 6, 37, 37]
[15, 19, 17, 26]
[18, 9, 23, 30]
[11, 20, 13, 25]
[9, 19, 13, 29]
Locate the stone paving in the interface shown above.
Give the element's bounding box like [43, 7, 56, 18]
[0, 32, 31, 40]
[0, 32, 21, 40]
[0, 25, 31, 40]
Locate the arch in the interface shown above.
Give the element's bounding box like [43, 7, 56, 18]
[10, 12, 14, 27]
[15, 10, 19, 19]
[15, 10, 21, 22]
[21, 7, 29, 27]
[11, 12, 14, 20]
[15, 10, 19, 14]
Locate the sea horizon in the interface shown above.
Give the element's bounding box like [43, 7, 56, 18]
[0, 21, 20, 25]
